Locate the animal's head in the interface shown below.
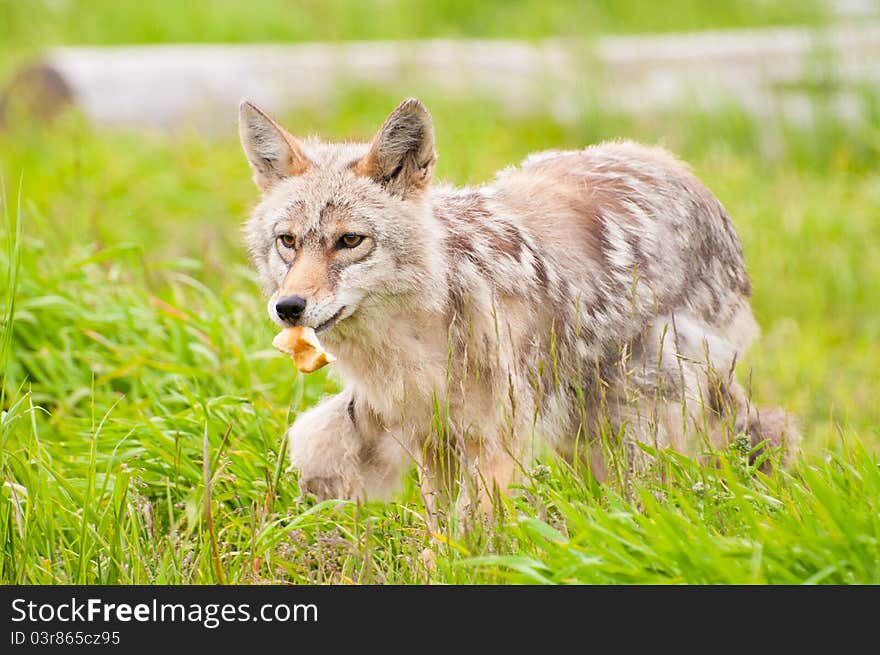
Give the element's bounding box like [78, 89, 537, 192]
[239, 98, 439, 336]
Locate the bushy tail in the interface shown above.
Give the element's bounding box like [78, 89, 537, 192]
[710, 373, 801, 471]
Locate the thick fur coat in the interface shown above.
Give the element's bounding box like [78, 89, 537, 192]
[239, 98, 799, 513]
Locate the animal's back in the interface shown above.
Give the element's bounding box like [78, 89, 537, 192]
[490, 141, 758, 365]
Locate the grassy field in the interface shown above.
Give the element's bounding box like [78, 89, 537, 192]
[0, 0, 829, 79]
[0, 0, 827, 46]
[2, 2, 879, 584]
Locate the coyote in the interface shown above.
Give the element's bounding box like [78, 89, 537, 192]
[239, 98, 799, 514]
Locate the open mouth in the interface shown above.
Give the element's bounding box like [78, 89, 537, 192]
[315, 306, 345, 334]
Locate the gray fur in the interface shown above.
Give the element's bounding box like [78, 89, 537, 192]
[240, 98, 800, 510]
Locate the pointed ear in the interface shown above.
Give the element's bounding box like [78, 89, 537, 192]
[239, 100, 310, 193]
[355, 98, 436, 198]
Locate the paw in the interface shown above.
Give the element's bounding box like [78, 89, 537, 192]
[734, 406, 799, 472]
[297, 474, 354, 501]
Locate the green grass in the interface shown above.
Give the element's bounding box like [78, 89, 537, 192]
[1, 89, 878, 584]
[0, 0, 829, 79]
[0, 0, 827, 47]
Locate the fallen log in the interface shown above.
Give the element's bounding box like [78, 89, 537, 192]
[2, 24, 879, 132]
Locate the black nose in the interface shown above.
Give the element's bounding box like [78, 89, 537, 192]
[275, 295, 307, 323]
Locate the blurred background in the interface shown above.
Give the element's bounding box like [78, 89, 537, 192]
[1, 0, 879, 585]
[1, 0, 879, 462]
[0, 0, 880, 442]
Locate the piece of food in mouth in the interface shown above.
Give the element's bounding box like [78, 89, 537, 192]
[272, 326, 336, 373]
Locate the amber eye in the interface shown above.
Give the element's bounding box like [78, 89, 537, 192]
[277, 234, 296, 249]
[338, 234, 364, 249]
